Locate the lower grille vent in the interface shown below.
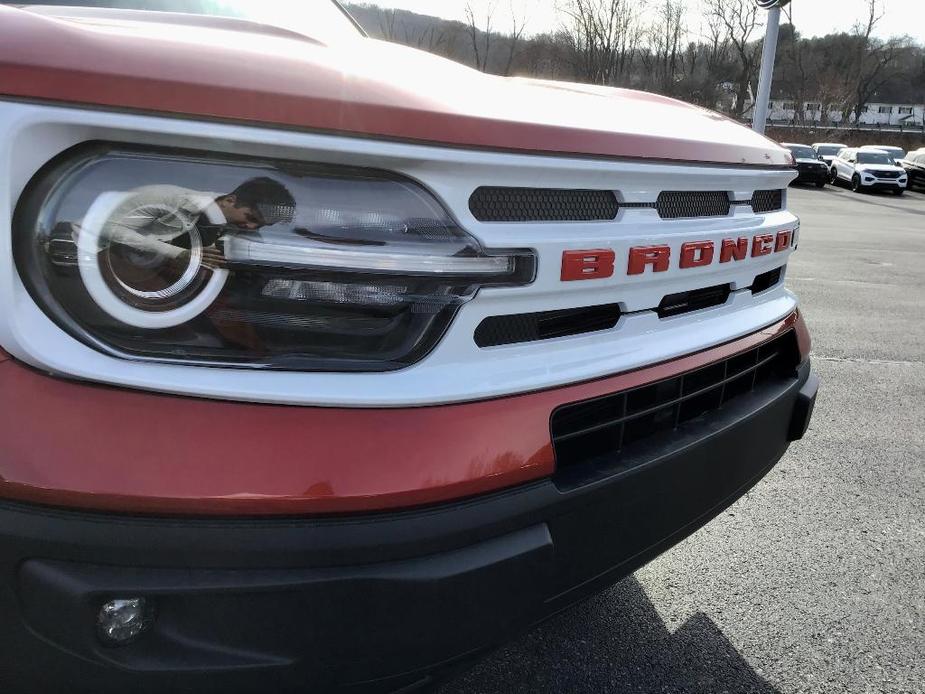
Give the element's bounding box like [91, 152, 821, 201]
[751, 266, 784, 294]
[474, 304, 622, 347]
[551, 331, 800, 479]
[658, 284, 731, 318]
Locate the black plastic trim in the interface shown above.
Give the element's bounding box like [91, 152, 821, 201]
[657, 283, 731, 318]
[551, 332, 800, 480]
[751, 266, 784, 294]
[474, 304, 622, 347]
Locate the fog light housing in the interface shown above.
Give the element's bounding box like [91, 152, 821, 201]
[97, 597, 154, 646]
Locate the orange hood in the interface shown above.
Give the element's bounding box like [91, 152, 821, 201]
[0, 5, 791, 167]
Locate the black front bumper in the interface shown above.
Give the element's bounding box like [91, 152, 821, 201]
[0, 363, 817, 694]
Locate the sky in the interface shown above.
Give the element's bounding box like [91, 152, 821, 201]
[362, 0, 925, 44]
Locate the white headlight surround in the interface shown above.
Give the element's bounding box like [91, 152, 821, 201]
[13, 143, 535, 371]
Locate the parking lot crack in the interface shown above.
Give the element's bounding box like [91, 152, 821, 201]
[813, 354, 923, 367]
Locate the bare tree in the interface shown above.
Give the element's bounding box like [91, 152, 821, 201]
[644, 0, 686, 95]
[345, 0, 925, 126]
[465, 1, 498, 71]
[558, 0, 642, 85]
[703, 10, 730, 74]
[847, 0, 909, 121]
[517, 30, 574, 80]
[503, 0, 530, 76]
[402, 21, 453, 54]
[704, 0, 762, 118]
[777, 6, 811, 124]
[686, 10, 732, 108]
[770, 5, 851, 124]
[377, 8, 400, 42]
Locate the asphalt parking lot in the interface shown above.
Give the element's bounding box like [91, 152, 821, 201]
[442, 184, 925, 694]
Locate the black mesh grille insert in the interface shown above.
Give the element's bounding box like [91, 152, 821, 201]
[551, 331, 800, 479]
[468, 188, 783, 222]
[656, 191, 731, 219]
[474, 304, 622, 347]
[750, 189, 784, 213]
[469, 187, 619, 222]
[657, 283, 731, 318]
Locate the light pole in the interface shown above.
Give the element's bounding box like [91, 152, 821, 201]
[752, 0, 791, 134]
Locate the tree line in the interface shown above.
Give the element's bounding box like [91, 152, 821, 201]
[345, 0, 925, 123]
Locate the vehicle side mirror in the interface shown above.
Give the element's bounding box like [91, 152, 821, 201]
[818, 155, 825, 161]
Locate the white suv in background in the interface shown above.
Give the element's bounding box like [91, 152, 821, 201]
[830, 148, 908, 195]
[812, 142, 848, 168]
[861, 145, 906, 161]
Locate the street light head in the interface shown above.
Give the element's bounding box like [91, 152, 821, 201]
[755, 0, 791, 8]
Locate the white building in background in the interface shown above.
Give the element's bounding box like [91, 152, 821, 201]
[766, 100, 925, 127]
[857, 103, 924, 126]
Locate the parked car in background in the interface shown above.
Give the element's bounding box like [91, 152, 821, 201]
[782, 143, 829, 187]
[861, 144, 905, 161]
[900, 148, 925, 190]
[812, 142, 848, 168]
[831, 147, 909, 194]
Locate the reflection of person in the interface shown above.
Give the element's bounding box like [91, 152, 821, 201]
[71, 177, 296, 334]
[103, 177, 296, 269]
[213, 177, 297, 232]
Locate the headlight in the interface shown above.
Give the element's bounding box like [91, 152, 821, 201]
[14, 144, 535, 371]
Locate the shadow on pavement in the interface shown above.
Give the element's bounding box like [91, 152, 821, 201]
[439, 577, 780, 694]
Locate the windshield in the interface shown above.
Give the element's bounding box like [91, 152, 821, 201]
[857, 151, 896, 165]
[872, 147, 905, 158]
[814, 145, 844, 156]
[12, 1, 363, 42]
[787, 145, 818, 160]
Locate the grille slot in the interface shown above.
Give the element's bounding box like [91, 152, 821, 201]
[656, 191, 731, 219]
[551, 331, 800, 479]
[475, 304, 622, 347]
[750, 189, 784, 213]
[657, 283, 731, 318]
[751, 266, 784, 294]
[469, 187, 619, 222]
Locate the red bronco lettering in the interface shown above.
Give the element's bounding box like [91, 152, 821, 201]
[562, 230, 795, 280]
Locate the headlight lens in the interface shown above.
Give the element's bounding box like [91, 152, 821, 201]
[15, 145, 535, 371]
